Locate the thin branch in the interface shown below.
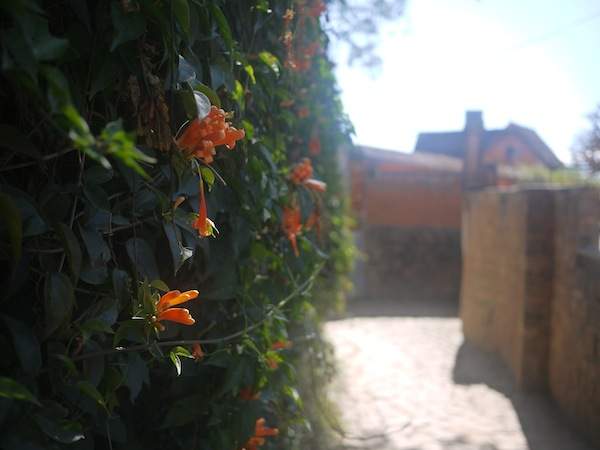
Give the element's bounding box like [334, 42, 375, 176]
[0, 147, 75, 172]
[70, 265, 322, 362]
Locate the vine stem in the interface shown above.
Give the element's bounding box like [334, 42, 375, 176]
[0, 147, 75, 172]
[69, 264, 323, 362]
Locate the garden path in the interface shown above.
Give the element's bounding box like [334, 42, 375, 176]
[324, 299, 594, 450]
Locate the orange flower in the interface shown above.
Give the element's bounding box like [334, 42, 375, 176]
[283, 8, 295, 22]
[242, 418, 279, 450]
[176, 106, 245, 164]
[297, 106, 310, 119]
[239, 387, 261, 401]
[289, 158, 327, 192]
[155, 289, 199, 330]
[271, 340, 292, 350]
[308, 135, 321, 155]
[303, 178, 327, 192]
[282, 206, 302, 256]
[192, 343, 204, 361]
[266, 356, 279, 370]
[289, 157, 313, 184]
[192, 179, 214, 237]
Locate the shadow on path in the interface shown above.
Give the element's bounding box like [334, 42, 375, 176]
[326, 298, 595, 450]
[452, 341, 593, 450]
[343, 297, 459, 319]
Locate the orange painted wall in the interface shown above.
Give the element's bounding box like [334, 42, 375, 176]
[350, 160, 462, 229]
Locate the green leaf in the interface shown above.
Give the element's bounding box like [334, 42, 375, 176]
[244, 64, 256, 84]
[44, 273, 75, 338]
[258, 51, 280, 75]
[0, 124, 41, 159]
[79, 225, 111, 265]
[34, 415, 85, 444]
[79, 319, 114, 341]
[150, 279, 170, 292]
[0, 192, 22, 263]
[52, 354, 78, 376]
[125, 238, 159, 281]
[161, 393, 206, 428]
[83, 184, 110, 211]
[170, 353, 182, 376]
[192, 81, 221, 108]
[178, 55, 196, 83]
[200, 166, 215, 187]
[110, 2, 146, 51]
[56, 223, 82, 281]
[101, 120, 155, 177]
[2, 315, 42, 375]
[112, 269, 131, 305]
[163, 223, 193, 275]
[122, 352, 149, 402]
[232, 80, 244, 108]
[41, 66, 71, 111]
[84, 165, 113, 185]
[173, 0, 191, 38]
[169, 346, 194, 376]
[77, 381, 106, 410]
[209, 4, 233, 51]
[176, 88, 210, 120]
[113, 320, 145, 347]
[0, 377, 40, 406]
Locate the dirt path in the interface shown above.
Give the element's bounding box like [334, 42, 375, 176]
[324, 300, 594, 450]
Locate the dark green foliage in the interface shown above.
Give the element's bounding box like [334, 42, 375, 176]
[0, 1, 354, 449]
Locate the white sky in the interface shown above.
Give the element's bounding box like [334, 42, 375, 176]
[330, 0, 600, 164]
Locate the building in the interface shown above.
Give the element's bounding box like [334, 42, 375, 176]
[349, 111, 563, 301]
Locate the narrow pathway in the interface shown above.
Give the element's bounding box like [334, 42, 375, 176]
[324, 300, 594, 450]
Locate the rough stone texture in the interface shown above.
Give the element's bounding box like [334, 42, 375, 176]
[358, 227, 461, 302]
[461, 186, 600, 447]
[550, 188, 600, 446]
[325, 299, 594, 450]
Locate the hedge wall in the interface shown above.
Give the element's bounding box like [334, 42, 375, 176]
[0, 1, 354, 449]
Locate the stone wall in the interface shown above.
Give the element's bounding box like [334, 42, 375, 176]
[349, 149, 463, 302]
[460, 188, 554, 389]
[550, 188, 600, 445]
[461, 186, 600, 446]
[359, 226, 461, 302]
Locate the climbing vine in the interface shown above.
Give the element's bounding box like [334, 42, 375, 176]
[0, 1, 354, 449]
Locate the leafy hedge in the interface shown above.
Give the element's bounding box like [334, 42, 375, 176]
[0, 1, 354, 449]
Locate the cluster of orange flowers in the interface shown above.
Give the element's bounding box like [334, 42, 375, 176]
[281, 0, 326, 73]
[176, 106, 245, 163]
[153, 290, 199, 331]
[241, 418, 279, 450]
[289, 158, 327, 192]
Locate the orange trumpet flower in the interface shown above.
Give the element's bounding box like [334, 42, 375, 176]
[192, 179, 214, 237]
[241, 418, 279, 450]
[154, 290, 199, 330]
[282, 206, 302, 256]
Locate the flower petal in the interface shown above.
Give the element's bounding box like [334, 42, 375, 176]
[161, 290, 199, 310]
[156, 290, 181, 313]
[157, 308, 195, 325]
[303, 178, 327, 192]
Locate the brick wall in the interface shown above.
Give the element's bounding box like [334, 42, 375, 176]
[461, 186, 600, 446]
[460, 188, 554, 389]
[550, 188, 600, 445]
